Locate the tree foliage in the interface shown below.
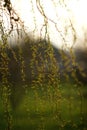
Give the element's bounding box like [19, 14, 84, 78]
[0, 0, 87, 130]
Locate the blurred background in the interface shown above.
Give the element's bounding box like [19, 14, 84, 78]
[0, 0, 87, 130]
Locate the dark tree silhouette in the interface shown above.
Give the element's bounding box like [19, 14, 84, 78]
[75, 48, 87, 84]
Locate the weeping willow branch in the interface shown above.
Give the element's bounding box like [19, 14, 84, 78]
[0, 1, 86, 130]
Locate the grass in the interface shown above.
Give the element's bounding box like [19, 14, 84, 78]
[0, 82, 87, 130]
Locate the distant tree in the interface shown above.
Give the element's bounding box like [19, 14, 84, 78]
[75, 49, 87, 84]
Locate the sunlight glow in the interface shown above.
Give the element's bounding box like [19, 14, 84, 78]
[9, 0, 87, 49]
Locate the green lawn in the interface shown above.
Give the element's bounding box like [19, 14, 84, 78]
[0, 83, 87, 130]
